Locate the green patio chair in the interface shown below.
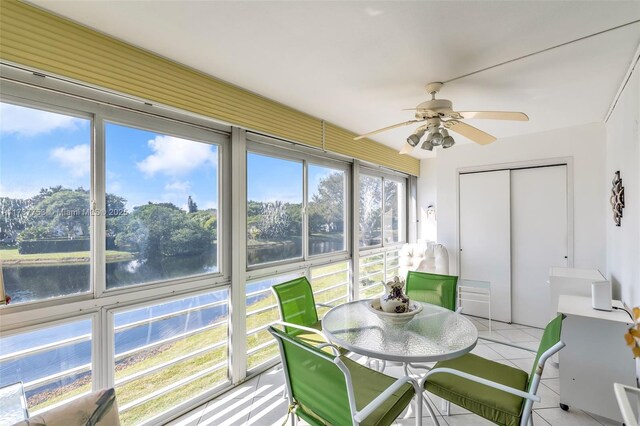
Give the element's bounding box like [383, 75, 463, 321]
[403, 271, 460, 376]
[422, 314, 565, 426]
[268, 324, 426, 426]
[271, 276, 338, 349]
[405, 271, 459, 312]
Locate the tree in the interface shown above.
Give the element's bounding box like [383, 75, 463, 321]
[114, 203, 212, 262]
[257, 201, 294, 240]
[308, 172, 344, 234]
[29, 188, 90, 238]
[187, 196, 198, 213]
[106, 193, 127, 217]
[359, 177, 382, 245]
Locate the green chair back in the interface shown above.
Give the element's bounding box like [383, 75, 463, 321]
[269, 326, 353, 425]
[405, 271, 458, 311]
[272, 276, 319, 334]
[528, 313, 564, 391]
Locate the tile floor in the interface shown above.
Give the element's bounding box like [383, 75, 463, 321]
[167, 317, 621, 426]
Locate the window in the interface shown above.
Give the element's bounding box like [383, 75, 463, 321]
[310, 261, 349, 316]
[112, 290, 229, 425]
[246, 153, 303, 266]
[105, 122, 220, 289]
[358, 249, 400, 298]
[0, 102, 91, 304]
[0, 318, 93, 413]
[384, 179, 406, 244]
[245, 272, 302, 370]
[359, 173, 406, 249]
[308, 164, 346, 256]
[244, 262, 349, 372]
[359, 175, 383, 248]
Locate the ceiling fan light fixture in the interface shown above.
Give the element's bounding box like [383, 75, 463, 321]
[430, 129, 444, 146]
[406, 127, 426, 147]
[442, 135, 455, 148]
[421, 139, 434, 151]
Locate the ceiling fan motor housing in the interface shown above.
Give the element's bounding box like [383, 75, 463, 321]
[414, 99, 453, 119]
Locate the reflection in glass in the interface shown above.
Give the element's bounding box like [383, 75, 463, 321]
[0, 102, 91, 303]
[247, 153, 303, 266]
[308, 164, 345, 256]
[359, 175, 382, 248]
[105, 123, 219, 288]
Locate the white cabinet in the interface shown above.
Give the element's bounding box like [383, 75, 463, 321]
[558, 295, 636, 423]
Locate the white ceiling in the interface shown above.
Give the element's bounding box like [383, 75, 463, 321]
[29, 1, 640, 158]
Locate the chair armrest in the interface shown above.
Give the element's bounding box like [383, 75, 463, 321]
[422, 368, 541, 402]
[478, 336, 537, 353]
[353, 376, 420, 423]
[274, 321, 340, 355]
[614, 383, 640, 426]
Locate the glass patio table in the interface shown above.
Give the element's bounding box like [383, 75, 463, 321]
[322, 300, 478, 425]
[322, 300, 478, 363]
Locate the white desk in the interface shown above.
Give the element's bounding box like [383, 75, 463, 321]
[558, 295, 636, 423]
[549, 267, 605, 322]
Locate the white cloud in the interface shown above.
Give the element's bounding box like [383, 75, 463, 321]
[137, 135, 217, 177]
[164, 180, 192, 193]
[0, 182, 40, 199]
[1, 103, 85, 137]
[50, 144, 90, 177]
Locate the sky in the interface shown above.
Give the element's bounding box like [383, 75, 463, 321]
[0, 102, 341, 210]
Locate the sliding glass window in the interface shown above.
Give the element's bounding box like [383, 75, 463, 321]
[308, 164, 346, 256]
[247, 148, 349, 268]
[105, 122, 220, 289]
[0, 102, 92, 304]
[246, 153, 303, 266]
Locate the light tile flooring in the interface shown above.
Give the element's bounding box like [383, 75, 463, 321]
[167, 317, 621, 426]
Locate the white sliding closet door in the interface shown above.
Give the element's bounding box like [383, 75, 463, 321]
[459, 171, 511, 322]
[511, 165, 568, 328]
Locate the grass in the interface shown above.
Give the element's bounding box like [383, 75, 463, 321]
[26, 257, 398, 425]
[0, 248, 134, 265]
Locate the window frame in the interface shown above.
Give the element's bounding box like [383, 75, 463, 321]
[104, 285, 231, 426]
[99, 109, 228, 295]
[0, 94, 95, 308]
[246, 138, 351, 271]
[358, 167, 408, 253]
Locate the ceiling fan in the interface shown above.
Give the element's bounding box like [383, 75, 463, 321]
[354, 82, 529, 154]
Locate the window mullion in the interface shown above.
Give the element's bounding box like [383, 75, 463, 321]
[93, 114, 106, 299]
[303, 159, 309, 260]
[352, 161, 361, 301]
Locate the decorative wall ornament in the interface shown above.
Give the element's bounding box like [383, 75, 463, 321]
[610, 171, 625, 226]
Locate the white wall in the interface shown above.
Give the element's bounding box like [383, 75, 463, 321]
[605, 59, 640, 306]
[419, 158, 438, 242]
[418, 122, 608, 288]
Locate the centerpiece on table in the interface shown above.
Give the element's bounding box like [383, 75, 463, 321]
[368, 276, 422, 324]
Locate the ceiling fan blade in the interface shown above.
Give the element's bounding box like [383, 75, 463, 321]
[455, 111, 529, 121]
[354, 119, 423, 140]
[399, 142, 415, 155]
[446, 121, 497, 145]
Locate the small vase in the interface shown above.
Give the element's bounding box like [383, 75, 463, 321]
[380, 276, 410, 313]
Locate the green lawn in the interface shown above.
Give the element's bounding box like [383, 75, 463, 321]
[0, 248, 134, 265]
